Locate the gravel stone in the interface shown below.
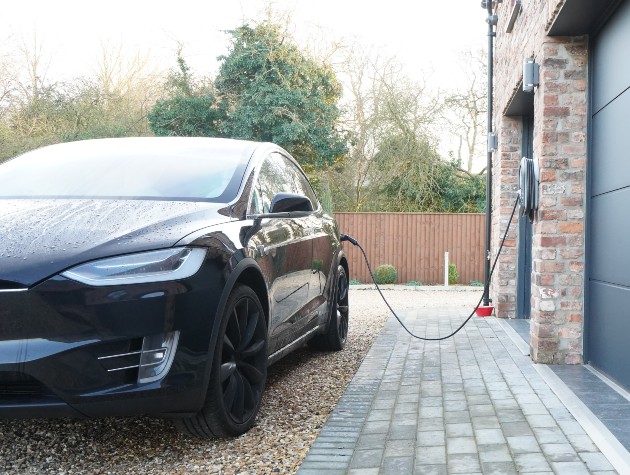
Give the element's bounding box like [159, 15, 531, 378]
[0, 288, 480, 474]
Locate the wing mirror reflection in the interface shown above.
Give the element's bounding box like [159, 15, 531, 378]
[269, 193, 313, 213]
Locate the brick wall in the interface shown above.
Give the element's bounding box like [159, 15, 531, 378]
[491, 0, 587, 364]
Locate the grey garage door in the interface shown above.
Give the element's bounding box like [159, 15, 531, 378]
[588, 0, 630, 389]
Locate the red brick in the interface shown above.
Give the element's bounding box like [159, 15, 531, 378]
[540, 209, 566, 220]
[544, 95, 559, 106]
[559, 222, 584, 234]
[561, 197, 583, 207]
[540, 170, 557, 182]
[539, 261, 566, 273]
[540, 236, 566, 247]
[544, 106, 570, 117]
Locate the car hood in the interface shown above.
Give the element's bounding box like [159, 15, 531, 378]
[0, 199, 234, 286]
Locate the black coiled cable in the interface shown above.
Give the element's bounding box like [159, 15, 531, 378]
[519, 156, 538, 222]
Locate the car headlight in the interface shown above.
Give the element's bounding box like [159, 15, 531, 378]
[61, 248, 207, 286]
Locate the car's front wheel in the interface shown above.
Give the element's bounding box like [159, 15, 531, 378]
[176, 284, 267, 438]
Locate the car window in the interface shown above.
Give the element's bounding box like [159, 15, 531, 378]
[250, 153, 318, 214]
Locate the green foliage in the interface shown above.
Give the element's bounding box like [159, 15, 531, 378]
[149, 94, 222, 137]
[437, 161, 486, 213]
[448, 263, 459, 285]
[406, 281, 423, 286]
[148, 22, 346, 172]
[370, 132, 486, 213]
[215, 23, 346, 171]
[349, 279, 362, 285]
[148, 51, 222, 137]
[1, 79, 151, 162]
[470, 280, 484, 287]
[373, 264, 398, 284]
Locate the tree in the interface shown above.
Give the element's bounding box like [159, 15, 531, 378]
[148, 50, 222, 137]
[149, 22, 347, 171]
[217, 22, 347, 170]
[0, 35, 160, 162]
[443, 48, 487, 174]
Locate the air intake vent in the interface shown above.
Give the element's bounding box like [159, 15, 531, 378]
[95, 332, 179, 385]
[96, 338, 143, 381]
[0, 372, 56, 400]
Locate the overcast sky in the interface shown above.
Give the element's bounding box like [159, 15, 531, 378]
[1, 0, 488, 91]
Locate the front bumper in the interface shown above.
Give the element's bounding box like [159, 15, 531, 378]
[0, 260, 227, 419]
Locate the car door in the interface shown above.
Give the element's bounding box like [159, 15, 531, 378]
[248, 153, 314, 353]
[288, 165, 335, 316]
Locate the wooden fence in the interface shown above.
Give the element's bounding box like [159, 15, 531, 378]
[334, 213, 485, 285]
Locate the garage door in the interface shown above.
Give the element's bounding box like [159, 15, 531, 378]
[588, 0, 630, 389]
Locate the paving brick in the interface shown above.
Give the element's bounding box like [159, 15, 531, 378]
[446, 437, 477, 455]
[481, 461, 518, 475]
[501, 421, 534, 437]
[514, 453, 553, 473]
[550, 461, 591, 474]
[475, 428, 506, 445]
[413, 463, 448, 475]
[382, 456, 414, 474]
[447, 453, 482, 473]
[417, 417, 445, 432]
[415, 445, 446, 465]
[417, 430, 445, 447]
[506, 435, 540, 454]
[540, 443, 579, 462]
[384, 439, 414, 458]
[579, 452, 615, 472]
[533, 426, 569, 445]
[478, 444, 513, 463]
[348, 469, 379, 475]
[348, 449, 383, 469]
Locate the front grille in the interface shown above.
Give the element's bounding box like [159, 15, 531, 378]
[0, 372, 56, 400]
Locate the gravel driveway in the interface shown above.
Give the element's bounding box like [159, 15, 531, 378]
[0, 288, 481, 475]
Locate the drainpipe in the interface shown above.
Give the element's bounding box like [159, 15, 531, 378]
[483, 1, 497, 307]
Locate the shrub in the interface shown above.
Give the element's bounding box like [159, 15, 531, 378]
[406, 281, 423, 286]
[448, 263, 459, 285]
[349, 279, 362, 285]
[374, 264, 398, 284]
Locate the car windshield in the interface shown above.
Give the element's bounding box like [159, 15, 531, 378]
[0, 138, 253, 202]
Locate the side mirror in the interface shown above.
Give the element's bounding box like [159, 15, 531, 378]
[269, 193, 313, 213]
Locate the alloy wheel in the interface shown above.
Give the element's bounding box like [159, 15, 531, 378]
[336, 268, 349, 343]
[220, 296, 266, 424]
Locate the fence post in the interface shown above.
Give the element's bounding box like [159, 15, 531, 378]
[444, 251, 449, 288]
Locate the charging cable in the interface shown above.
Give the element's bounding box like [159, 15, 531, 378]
[340, 196, 520, 341]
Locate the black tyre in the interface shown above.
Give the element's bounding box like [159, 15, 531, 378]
[309, 265, 349, 351]
[176, 285, 267, 438]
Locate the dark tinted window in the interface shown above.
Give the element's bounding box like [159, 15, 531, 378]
[250, 153, 318, 214]
[0, 138, 253, 202]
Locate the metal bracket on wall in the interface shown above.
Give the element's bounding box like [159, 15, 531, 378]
[523, 57, 540, 93]
[488, 132, 498, 153]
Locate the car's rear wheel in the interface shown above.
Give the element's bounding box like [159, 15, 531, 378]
[176, 284, 267, 438]
[308, 265, 349, 351]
